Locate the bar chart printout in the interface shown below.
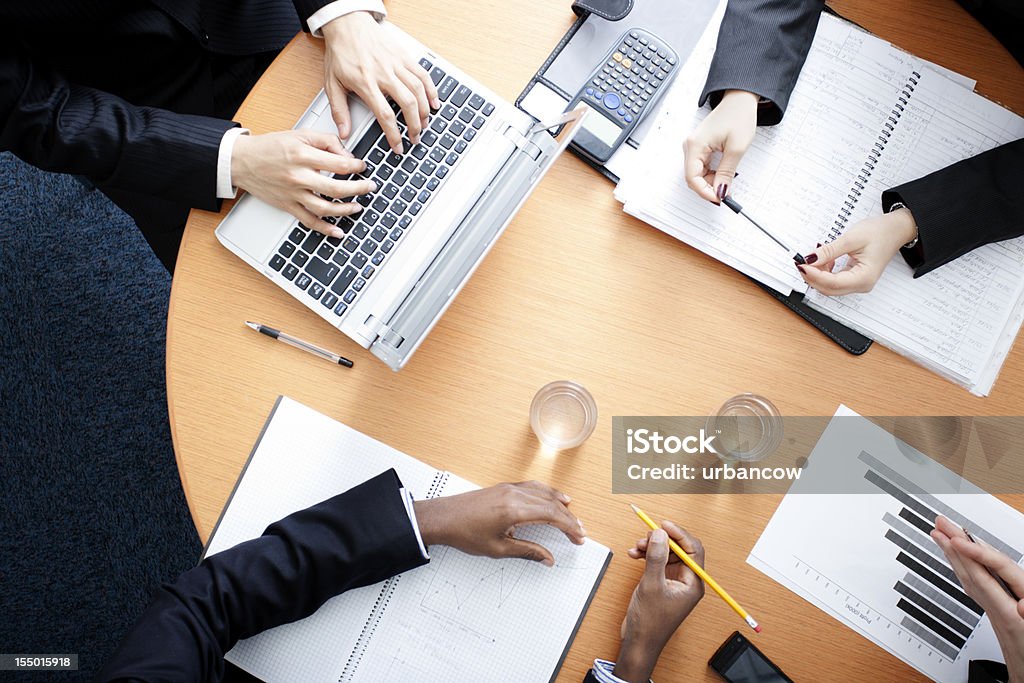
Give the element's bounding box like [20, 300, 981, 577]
[748, 406, 1024, 682]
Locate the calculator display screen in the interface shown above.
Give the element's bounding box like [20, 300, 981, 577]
[580, 104, 623, 146]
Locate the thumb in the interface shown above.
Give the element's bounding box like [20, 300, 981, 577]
[327, 81, 352, 140]
[806, 230, 866, 267]
[712, 142, 745, 200]
[505, 538, 555, 567]
[643, 529, 670, 583]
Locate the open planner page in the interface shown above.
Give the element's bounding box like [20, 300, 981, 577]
[804, 71, 1024, 396]
[204, 396, 445, 683]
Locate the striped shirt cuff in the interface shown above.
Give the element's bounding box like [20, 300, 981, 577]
[592, 659, 653, 683]
[308, 0, 387, 36]
[216, 127, 249, 199]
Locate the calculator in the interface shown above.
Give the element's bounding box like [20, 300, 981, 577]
[568, 29, 679, 163]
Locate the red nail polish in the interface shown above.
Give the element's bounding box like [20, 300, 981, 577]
[805, 253, 818, 265]
[716, 184, 726, 200]
[797, 264, 806, 274]
[816, 242, 822, 248]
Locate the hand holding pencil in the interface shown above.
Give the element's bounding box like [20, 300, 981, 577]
[614, 519, 707, 683]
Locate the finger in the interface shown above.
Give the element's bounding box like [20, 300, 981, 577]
[642, 529, 670, 584]
[366, 89, 403, 154]
[300, 129, 348, 157]
[952, 536, 1024, 597]
[711, 140, 747, 200]
[798, 261, 877, 296]
[515, 502, 586, 544]
[661, 520, 704, 567]
[683, 136, 718, 203]
[931, 528, 973, 590]
[326, 79, 353, 140]
[395, 68, 430, 143]
[303, 148, 370, 177]
[412, 59, 440, 110]
[310, 174, 376, 200]
[291, 204, 342, 238]
[504, 537, 555, 567]
[935, 515, 970, 541]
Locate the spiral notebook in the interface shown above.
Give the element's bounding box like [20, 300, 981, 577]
[203, 396, 612, 682]
[615, 10, 1024, 395]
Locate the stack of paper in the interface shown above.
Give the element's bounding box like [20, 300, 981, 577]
[613, 8, 1024, 395]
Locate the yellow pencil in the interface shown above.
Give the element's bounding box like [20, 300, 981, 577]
[630, 503, 761, 633]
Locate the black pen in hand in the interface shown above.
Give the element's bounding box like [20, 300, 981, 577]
[721, 195, 806, 265]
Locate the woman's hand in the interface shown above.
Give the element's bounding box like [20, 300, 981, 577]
[798, 208, 917, 295]
[321, 12, 439, 153]
[231, 130, 376, 238]
[684, 90, 759, 203]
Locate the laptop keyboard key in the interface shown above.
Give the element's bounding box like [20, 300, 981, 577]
[381, 212, 397, 228]
[269, 254, 286, 271]
[436, 166, 449, 179]
[445, 152, 458, 165]
[333, 301, 348, 316]
[410, 173, 426, 189]
[294, 273, 312, 291]
[368, 148, 385, 164]
[440, 105, 458, 121]
[400, 156, 417, 173]
[468, 94, 485, 110]
[308, 282, 325, 300]
[306, 257, 340, 286]
[292, 251, 309, 267]
[332, 251, 349, 266]
[458, 108, 474, 124]
[343, 237, 360, 253]
[382, 183, 399, 199]
[450, 121, 466, 137]
[391, 227, 405, 239]
[455, 140, 467, 154]
[371, 252, 385, 266]
[429, 66, 445, 85]
[363, 210, 380, 226]
[463, 128, 476, 142]
[350, 252, 367, 269]
[393, 169, 410, 185]
[438, 76, 458, 101]
[330, 266, 358, 295]
[419, 57, 432, 71]
[421, 131, 438, 146]
[301, 231, 324, 253]
[411, 144, 428, 159]
[279, 241, 296, 257]
[430, 148, 444, 162]
[400, 186, 416, 202]
[451, 85, 471, 107]
[472, 116, 485, 129]
[362, 265, 375, 279]
[316, 243, 334, 260]
[288, 227, 305, 244]
[343, 290, 357, 304]
[375, 165, 393, 181]
[356, 194, 373, 207]
[360, 238, 376, 255]
[353, 223, 369, 239]
[370, 226, 388, 242]
[321, 292, 338, 309]
[282, 264, 299, 281]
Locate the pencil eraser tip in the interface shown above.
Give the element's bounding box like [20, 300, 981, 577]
[754, 625, 762, 633]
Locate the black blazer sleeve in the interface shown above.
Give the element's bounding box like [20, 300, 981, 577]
[95, 469, 428, 682]
[883, 138, 1024, 277]
[583, 670, 600, 682]
[0, 46, 238, 212]
[699, 0, 824, 125]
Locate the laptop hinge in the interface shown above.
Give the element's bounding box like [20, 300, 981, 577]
[363, 314, 405, 348]
[501, 125, 543, 161]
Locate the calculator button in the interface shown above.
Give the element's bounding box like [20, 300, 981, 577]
[602, 92, 622, 110]
[617, 108, 626, 116]
[612, 52, 623, 62]
[586, 87, 594, 96]
[622, 58, 632, 69]
[624, 114, 633, 123]
[639, 37, 649, 45]
[629, 31, 638, 39]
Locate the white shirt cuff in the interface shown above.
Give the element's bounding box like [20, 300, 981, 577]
[216, 127, 249, 199]
[307, 0, 387, 37]
[592, 659, 653, 683]
[400, 487, 430, 560]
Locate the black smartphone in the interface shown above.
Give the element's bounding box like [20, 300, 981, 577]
[709, 631, 793, 683]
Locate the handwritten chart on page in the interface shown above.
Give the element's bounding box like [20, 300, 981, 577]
[347, 524, 612, 682]
[749, 406, 1023, 682]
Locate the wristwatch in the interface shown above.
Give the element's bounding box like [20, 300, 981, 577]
[888, 201, 918, 249]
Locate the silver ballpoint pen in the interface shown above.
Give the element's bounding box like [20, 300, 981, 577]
[722, 195, 807, 265]
[245, 321, 354, 368]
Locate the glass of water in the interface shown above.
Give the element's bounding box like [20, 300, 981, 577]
[530, 380, 598, 450]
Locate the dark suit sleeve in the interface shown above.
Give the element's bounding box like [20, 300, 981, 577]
[96, 469, 428, 682]
[0, 47, 235, 211]
[699, 0, 824, 125]
[583, 670, 600, 682]
[882, 139, 1024, 277]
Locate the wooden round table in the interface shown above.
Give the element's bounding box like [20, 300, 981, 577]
[167, 1, 1024, 680]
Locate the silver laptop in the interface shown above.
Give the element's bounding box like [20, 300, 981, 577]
[216, 23, 585, 370]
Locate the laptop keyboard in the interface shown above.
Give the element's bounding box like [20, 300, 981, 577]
[266, 57, 496, 319]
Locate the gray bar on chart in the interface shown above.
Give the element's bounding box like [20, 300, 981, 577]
[900, 617, 960, 660]
[895, 582, 973, 638]
[864, 469, 938, 527]
[883, 512, 947, 563]
[903, 573, 980, 628]
[859, 450, 1022, 561]
[885, 529, 961, 586]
